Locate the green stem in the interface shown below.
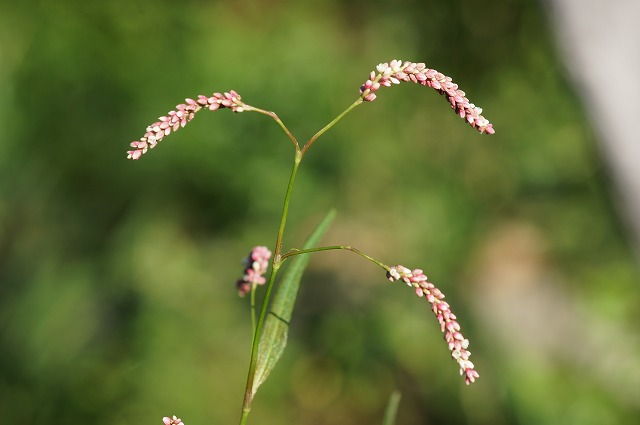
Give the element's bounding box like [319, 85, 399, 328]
[274, 152, 302, 258]
[281, 245, 389, 271]
[239, 151, 301, 424]
[242, 104, 299, 150]
[301, 98, 363, 156]
[239, 258, 280, 425]
[250, 283, 257, 335]
[239, 408, 250, 425]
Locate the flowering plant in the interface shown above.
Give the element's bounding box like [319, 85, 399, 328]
[128, 60, 494, 425]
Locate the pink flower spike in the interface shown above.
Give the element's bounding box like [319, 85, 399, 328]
[386, 265, 479, 384]
[359, 60, 494, 135]
[126, 89, 247, 159]
[236, 246, 272, 297]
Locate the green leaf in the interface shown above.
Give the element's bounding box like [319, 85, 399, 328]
[382, 390, 401, 425]
[251, 209, 336, 397]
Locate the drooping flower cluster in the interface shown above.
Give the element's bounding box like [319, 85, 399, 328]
[386, 265, 479, 385]
[236, 246, 272, 297]
[162, 415, 183, 425]
[360, 60, 495, 135]
[127, 90, 245, 160]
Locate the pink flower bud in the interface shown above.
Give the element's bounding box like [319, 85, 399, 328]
[163, 415, 183, 425]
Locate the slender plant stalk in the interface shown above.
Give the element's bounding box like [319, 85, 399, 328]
[282, 245, 389, 271]
[243, 105, 299, 150]
[250, 284, 257, 335]
[239, 153, 299, 425]
[301, 98, 362, 155]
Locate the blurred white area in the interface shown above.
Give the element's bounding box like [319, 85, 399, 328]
[543, 0, 640, 259]
[471, 222, 640, 412]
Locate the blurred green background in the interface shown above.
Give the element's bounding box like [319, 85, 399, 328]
[1, 1, 639, 424]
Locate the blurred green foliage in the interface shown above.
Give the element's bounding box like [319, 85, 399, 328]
[1, 1, 639, 424]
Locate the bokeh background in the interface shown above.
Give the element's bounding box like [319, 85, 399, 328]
[1, 1, 639, 424]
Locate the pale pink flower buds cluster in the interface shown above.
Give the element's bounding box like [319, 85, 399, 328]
[387, 265, 479, 385]
[127, 90, 245, 160]
[236, 246, 272, 297]
[162, 415, 183, 425]
[360, 60, 495, 135]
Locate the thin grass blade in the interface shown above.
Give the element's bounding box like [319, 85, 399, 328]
[382, 390, 401, 425]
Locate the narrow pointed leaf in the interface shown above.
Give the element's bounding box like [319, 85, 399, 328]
[251, 209, 336, 396]
[382, 390, 401, 425]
